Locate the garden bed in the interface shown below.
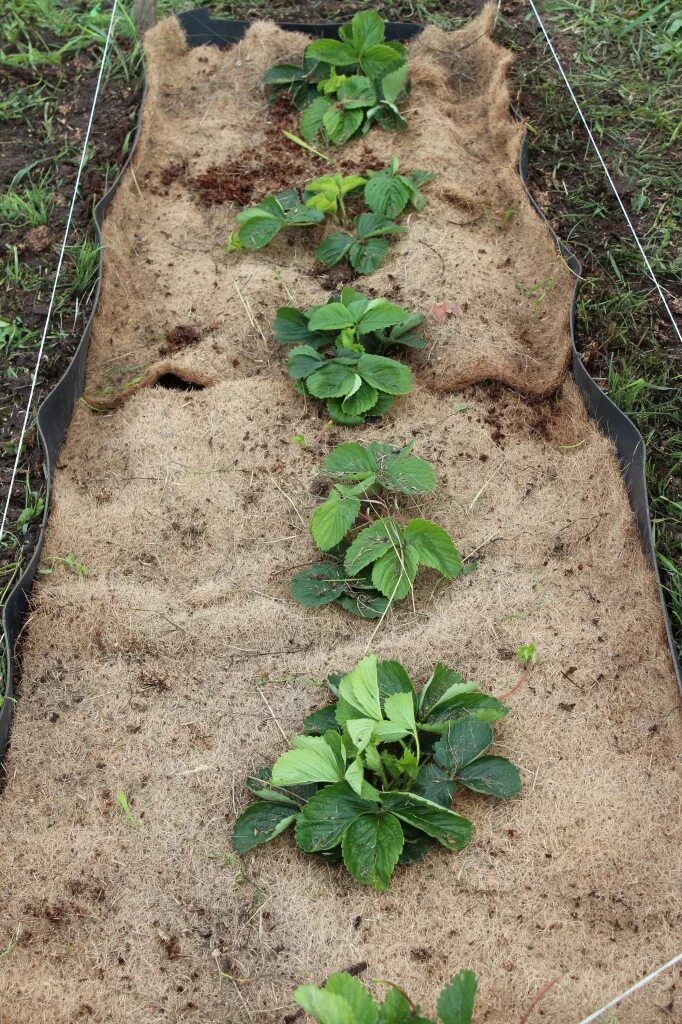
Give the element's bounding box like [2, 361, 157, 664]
[0, 8, 680, 1023]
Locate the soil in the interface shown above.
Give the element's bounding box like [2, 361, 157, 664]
[0, 13, 680, 1024]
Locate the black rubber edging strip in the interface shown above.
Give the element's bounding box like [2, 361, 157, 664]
[0, 13, 678, 766]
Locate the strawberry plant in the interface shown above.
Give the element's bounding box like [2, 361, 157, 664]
[293, 968, 479, 1024]
[364, 157, 437, 218]
[277, 290, 419, 428]
[264, 12, 411, 145]
[227, 163, 434, 273]
[225, 188, 325, 252]
[290, 439, 462, 618]
[316, 210, 405, 274]
[232, 655, 520, 890]
[308, 440, 436, 552]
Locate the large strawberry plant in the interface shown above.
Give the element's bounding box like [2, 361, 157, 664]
[232, 655, 519, 889]
[290, 440, 461, 618]
[293, 968, 479, 1024]
[277, 290, 419, 428]
[264, 11, 411, 144]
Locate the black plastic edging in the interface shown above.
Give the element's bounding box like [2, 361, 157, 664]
[0, 14, 678, 766]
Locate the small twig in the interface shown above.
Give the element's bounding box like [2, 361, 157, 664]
[519, 976, 561, 1023]
[257, 686, 289, 744]
[234, 279, 268, 347]
[500, 668, 528, 701]
[268, 474, 307, 529]
[468, 457, 508, 511]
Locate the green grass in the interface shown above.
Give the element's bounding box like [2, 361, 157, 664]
[0, 178, 51, 227]
[497, 0, 681, 656]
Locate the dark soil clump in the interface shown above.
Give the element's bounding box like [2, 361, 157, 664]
[159, 324, 201, 356]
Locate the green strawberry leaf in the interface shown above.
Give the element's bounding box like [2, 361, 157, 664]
[291, 563, 346, 607]
[271, 734, 346, 786]
[344, 518, 403, 575]
[308, 302, 356, 332]
[300, 95, 333, 142]
[364, 171, 411, 219]
[336, 654, 382, 722]
[433, 718, 493, 772]
[288, 344, 325, 380]
[295, 780, 378, 852]
[351, 10, 385, 51]
[349, 237, 390, 274]
[326, 973, 379, 1024]
[380, 791, 472, 851]
[357, 299, 411, 334]
[381, 448, 436, 494]
[275, 306, 329, 348]
[315, 230, 352, 266]
[381, 63, 410, 104]
[403, 519, 462, 578]
[357, 354, 412, 394]
[371, 544, 419, 600]
[231, 801, 297, 853]
[323, 442, 377, 477]
[293, 985, 356, 1024]
[456, 756, 522, 798]
[341, 812, 404, 890]
[310, 493, 361, 551]
[307, 362, 358, 398]
[412, 763, 456, 808]
[437, 970, 478, 1024]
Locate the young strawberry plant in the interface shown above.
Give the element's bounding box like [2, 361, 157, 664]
[226, 163, 434, 273]
[232, 655, 520, 890]
[290, 438, 462, 618]
[264, 11, 411, 145]
[364, 157, 437, 218]
[225, 187, 325, 252]
[293, 968, 479, 1024]
[276, 290, 420, 428]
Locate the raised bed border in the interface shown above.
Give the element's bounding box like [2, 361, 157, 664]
[1, 10, 679, 767]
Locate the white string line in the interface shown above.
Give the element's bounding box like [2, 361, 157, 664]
[576, 951, 682, 1023]
[0, 0, 121, 545]
[527, 0, 682, 345]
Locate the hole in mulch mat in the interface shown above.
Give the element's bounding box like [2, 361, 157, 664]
[84, 362, 213, 409]
[154, 371, 205, 391]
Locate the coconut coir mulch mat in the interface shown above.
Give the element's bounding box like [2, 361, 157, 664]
[0, 8, 680, 1023]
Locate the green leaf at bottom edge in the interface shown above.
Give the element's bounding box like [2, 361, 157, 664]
[436, 969, 478, 1024]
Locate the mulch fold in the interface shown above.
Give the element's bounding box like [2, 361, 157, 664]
[0, 7, 680, 1023]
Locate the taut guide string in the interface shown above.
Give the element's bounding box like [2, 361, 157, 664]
[0, 0, 121, 544]
[0, 1, 680, 1018]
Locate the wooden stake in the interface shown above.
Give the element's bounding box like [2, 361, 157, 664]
[133, 0, 156, 33]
